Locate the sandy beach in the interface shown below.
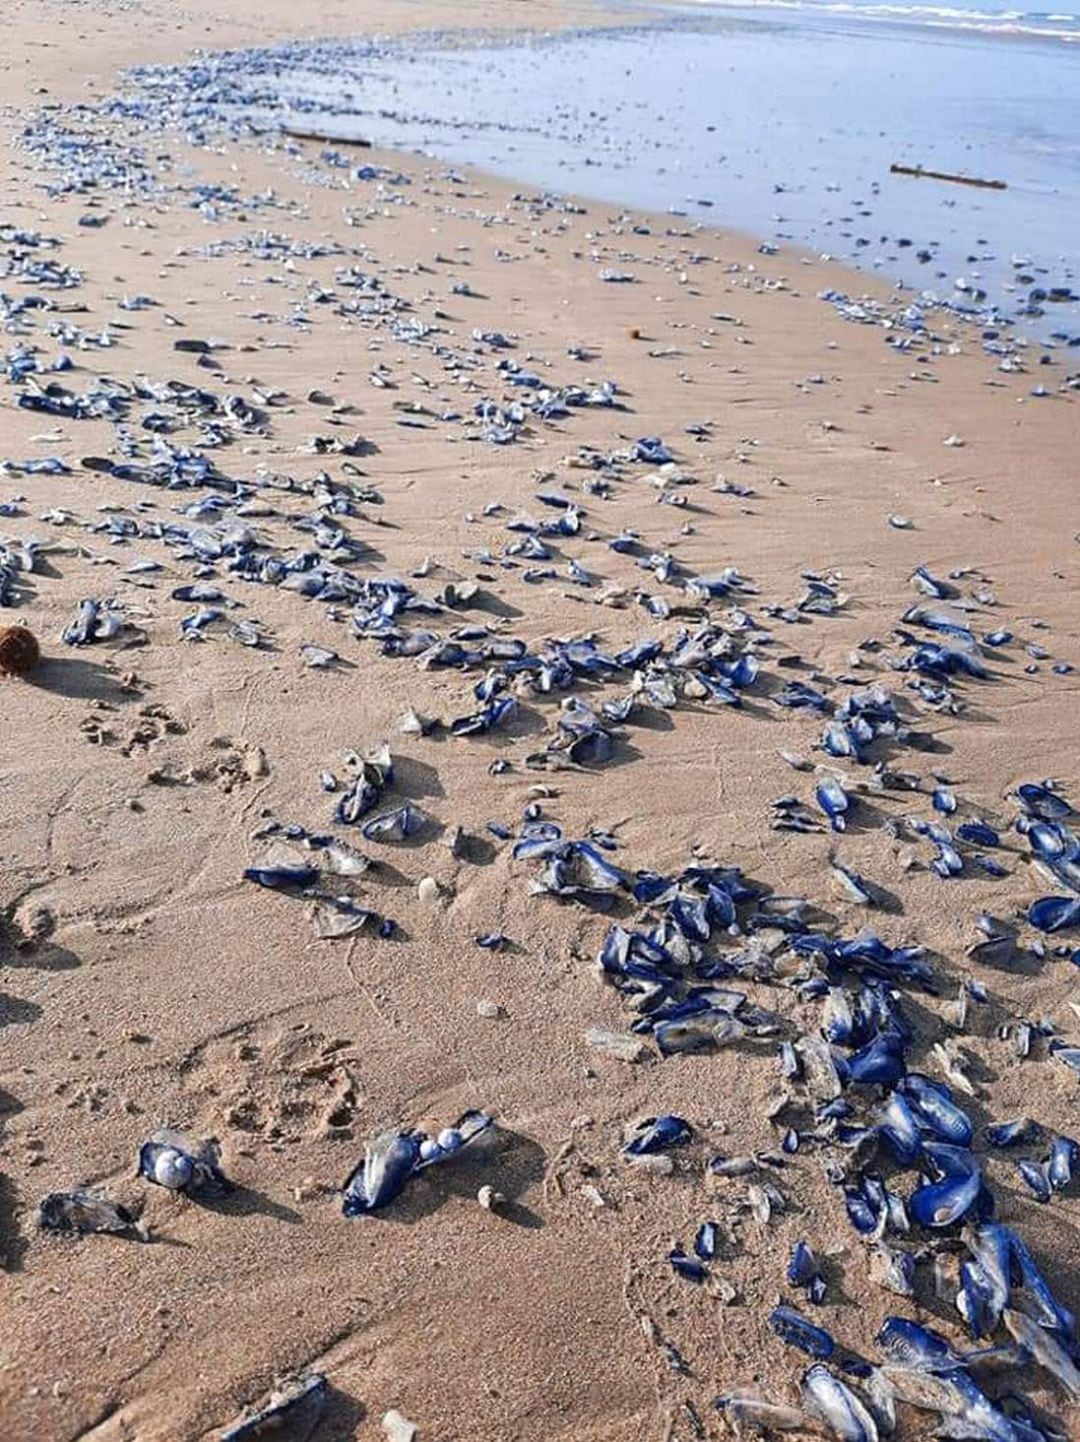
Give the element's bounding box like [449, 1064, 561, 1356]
[1, 2, 1079, 1440]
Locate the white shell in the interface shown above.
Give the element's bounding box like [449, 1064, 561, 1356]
[153, 1147, 194, 1190]
[382, 1411, 417, 1442]
[417, 876, 441, 906]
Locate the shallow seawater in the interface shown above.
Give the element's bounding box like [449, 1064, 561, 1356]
[266, 12, 1080, 342]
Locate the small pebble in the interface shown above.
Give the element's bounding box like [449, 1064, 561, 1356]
[417, 876, 441, 906]
[382, 1411, 417, 1442]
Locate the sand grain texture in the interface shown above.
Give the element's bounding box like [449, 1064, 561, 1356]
[0, 2, 1078, 1441]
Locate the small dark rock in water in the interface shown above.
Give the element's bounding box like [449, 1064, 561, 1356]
[0, 624, 40, 677]
[219, 1372, 327, 1441]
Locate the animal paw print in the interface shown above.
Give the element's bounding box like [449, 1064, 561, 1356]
[122, 703, 187, 755]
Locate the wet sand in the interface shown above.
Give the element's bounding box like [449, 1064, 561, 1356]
[261, 17, 1080, 338]
[1, 2, 1079, 1441]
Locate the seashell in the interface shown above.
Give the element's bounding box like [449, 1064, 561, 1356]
[842, 1031, 906, 1088]
[39, 1189, 142, 1238]
[450, 693, 517, 736]
[138, 1128, 229, 1196]
[669, 1247, 708, 1283]
[787, 1240, 827, 1302]
[1017, 1159, 1052, 1203]
[715, 1390, 808, 1433]
[299, 643, 339, 669]
[898, 1074, 973, 1146]
[1016, 782, 1073, 822]
[816, 777, 851, 832]
[322, 840, 372, 877]
[748, 1182, 783, 1225]
[361, 804, 426, 843]
[221, 1374, 327, 1442]
[779, 749, 812, 772]
[229, 621, 263, 648]
[801, 1364, 879, 1442]
[311, 899, 379, 939]
[336, 743, 394, 824]
[243, 858, 319, 890]
[1048, 1134, 1078, 1190]
[911, 565, 957, 599]
[877, 1092, 922, 1165]
[1003, 1308, 1080, 1398]
[908, 1143, 982, 1228]
[623, 1115, 692, 1156]
[584, 1026, 648, 1063]
[983, 1118, 1034, 1148]
[708, 1154, 757, 1178]
[153, 1148, 194, 1190]
[695, 1221, 720, 1261]
[930, 1042, 976, 1097]
[869, 1244, 915, 1297]
[770, 1305, 835, 1359]
[1028, 895, 1080, 933]
[417, 875, 441, 906]
[876, 1315, 958, 1368]
[955, 820, 999, 848]
[830, 861, 874, 905]
[343, 1130, 421, 1215]
[382, 1409, 418, 1442]
[399, 705, 438, 735]
[1050, 1040, 1080, 1076]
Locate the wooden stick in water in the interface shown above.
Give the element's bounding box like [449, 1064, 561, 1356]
[889, 163, 1006, 190]
[282, 126, 372, 148]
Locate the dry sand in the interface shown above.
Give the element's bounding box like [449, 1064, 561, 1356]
[1, 2, 1078, 1440]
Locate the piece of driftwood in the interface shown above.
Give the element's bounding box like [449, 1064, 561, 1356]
[282, 126, 372, 148]
[890, 163, 1006, 191]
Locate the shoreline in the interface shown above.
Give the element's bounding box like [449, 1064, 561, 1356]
[6, 3, 1076, 340]
[1, 3, 1078, 1441]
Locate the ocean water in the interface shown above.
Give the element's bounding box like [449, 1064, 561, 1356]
[269, 7, 1080, 340]
[675, 0, 1080, 45]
